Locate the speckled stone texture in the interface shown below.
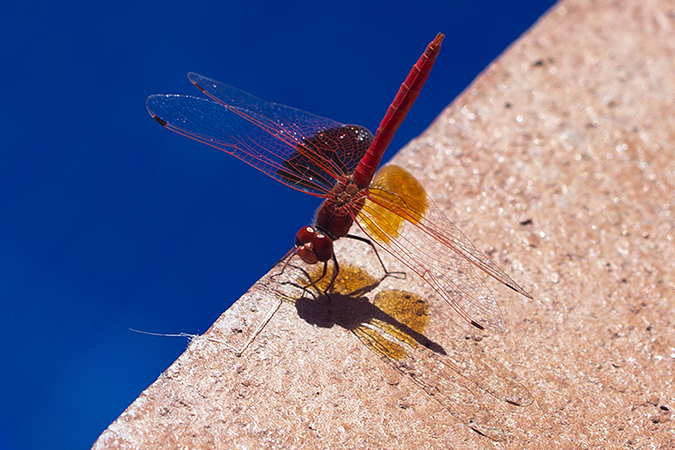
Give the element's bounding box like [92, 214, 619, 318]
[93, 0, 675, 448]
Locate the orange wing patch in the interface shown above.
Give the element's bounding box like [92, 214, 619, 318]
[358, 165, 428, 244]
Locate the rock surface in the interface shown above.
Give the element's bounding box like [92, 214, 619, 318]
[93, 0, 675, 448]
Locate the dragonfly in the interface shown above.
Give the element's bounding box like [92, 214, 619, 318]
[146, 33, 532, 332]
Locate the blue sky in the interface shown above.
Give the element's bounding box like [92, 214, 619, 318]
[0, 1, 557, 448]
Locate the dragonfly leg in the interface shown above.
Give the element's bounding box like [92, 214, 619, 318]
[324, 254, 340, 298]
[300, 260, 329, 297]
[270, 247, 297, 281]
[345, 234, 406, 282]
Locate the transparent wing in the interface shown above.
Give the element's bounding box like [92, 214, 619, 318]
[188, 73, 373, 177]
[147, 73, 374, 195]
[189, 73, 338, 142]
[356, 165, 531, 332]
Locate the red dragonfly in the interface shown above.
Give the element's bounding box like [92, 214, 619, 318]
[146, 33, 531, 332]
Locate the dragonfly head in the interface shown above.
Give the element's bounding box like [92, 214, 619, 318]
[294, 226, 333, 264]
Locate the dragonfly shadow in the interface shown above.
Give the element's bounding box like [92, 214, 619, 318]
[294, 292, 447, 357]
[272, 262, 533, 443]
[277, 262, 446, 357]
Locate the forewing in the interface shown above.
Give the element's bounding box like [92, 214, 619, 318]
[148, 74, 375, 195]
[356, 165, 531, 332]
[188, 73, 371, 176]
[148, 94, 334, 194]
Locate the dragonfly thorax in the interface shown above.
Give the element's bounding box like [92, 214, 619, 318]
[294, 176, 366, 265]
[314, 176, 367, 240]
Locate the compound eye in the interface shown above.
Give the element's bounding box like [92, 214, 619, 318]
[296, 244, 319, 265]
[294, 226, 316, 247]
[312, 233, 333, 262]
